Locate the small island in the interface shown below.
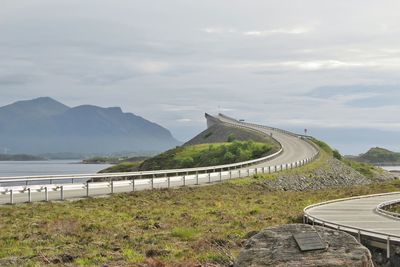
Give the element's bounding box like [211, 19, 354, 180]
[0, 154, 46, 161]
[347, 147, 400, 166]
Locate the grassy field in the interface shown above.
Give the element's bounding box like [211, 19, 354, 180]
[1, 164, 400, 266]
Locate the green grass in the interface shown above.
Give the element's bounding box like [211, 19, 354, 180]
[385, 203, 400, 214]
[100, 161, 143, 173]
[1, 175, 400, 266]
[135, 140, 279, 171]
[0, 138, 397, 266]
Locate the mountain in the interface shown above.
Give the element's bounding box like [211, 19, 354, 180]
[347, 147, 400, 165]
[0, 97, 180, 154]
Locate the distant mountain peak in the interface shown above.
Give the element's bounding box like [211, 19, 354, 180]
[13, 96, 69, 108]
[0, 96, 70, 119]
[0, 97, 180, 154]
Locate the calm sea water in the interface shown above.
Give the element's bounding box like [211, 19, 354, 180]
[381, 166, 400, 172]
[0, 160, 112, 178]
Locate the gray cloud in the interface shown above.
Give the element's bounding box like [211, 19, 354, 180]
[1, 0, 400, 154]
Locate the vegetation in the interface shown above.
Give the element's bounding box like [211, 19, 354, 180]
[1, 137, 397, 266]
[311, 138, 384, 179]
[0, 154, 46, 161]
[349, 147, 400, 165]
[1, 175, 399, 266]
[386, 203, 400, 214]
[185, 123, 279, 147]
[100, 162, 143, 173]
[83, 156, 149, 165]
[138, 141, 277, 171]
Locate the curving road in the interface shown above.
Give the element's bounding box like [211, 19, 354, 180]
[0, 114, 318, 204]
[304, 193, 400, 258]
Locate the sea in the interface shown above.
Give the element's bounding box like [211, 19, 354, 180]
[0, 160, 112, 178]
[381, 166, 400, 172]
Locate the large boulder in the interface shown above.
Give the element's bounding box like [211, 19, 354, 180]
[234, 224, 374, 267]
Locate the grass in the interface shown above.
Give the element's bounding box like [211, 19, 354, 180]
[0, 139, 397, 266]
[133, 140, 278, 171]
[386, 203, 400, 214]
[1, 172, 400, 266]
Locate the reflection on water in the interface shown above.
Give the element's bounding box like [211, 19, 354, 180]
[0, 160, 112, 178]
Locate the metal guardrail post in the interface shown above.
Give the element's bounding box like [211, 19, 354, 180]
[111, 181, 114, 194]
[357, 230, 361, 243]
[387, 237, 391, 259]
[219, 171, 222, 182]
[28, 188, 32, 203]
[151, 177, 154, 189]
[61, 186, 64, 200]
[86, 183, 90, 197]
[45, 187, 48, 202]
[72, 178, 74, 184]
[168, 176, 171, 188]
[229, 170, 232, 179]
[131, 179, 135, 192]
[10, 190, 13, 204]
[196, 172, 199, 185]
[183, 176, 186, 186]
[208, 173, 211, 183]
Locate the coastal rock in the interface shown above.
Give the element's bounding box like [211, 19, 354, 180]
[263, 157, 394, 191]
[234, 224, 374, 267]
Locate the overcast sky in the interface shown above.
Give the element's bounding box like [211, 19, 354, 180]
[1, 0, 399, 154]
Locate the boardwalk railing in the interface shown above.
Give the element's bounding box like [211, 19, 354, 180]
[303, 192, 400, 259]
[376, 199, 400, 220]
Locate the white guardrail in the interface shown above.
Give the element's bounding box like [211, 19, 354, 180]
[303, 192, 400, 259]
[376, 199, 400, 220]
[0, 119, 319, 204]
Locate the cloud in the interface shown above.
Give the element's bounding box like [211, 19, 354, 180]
[1, 0, 400, 153]
[243, 27, 311, 36]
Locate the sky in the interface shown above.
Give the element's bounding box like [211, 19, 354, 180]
[1, 0, 400, 154]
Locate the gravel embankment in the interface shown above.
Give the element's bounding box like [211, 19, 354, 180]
[263, 158, 397, 191]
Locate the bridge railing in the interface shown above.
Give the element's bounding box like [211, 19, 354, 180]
[303, 192, 400, 259]
[376, 199, 400, 219]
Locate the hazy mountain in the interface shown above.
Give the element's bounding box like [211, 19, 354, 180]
[0, 97, 180, 154]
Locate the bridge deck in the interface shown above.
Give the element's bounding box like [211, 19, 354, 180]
[305, 193, 400, 242]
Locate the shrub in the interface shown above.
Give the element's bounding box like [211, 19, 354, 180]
[227, 134, 236, 142]
[332, 150, 342, 160]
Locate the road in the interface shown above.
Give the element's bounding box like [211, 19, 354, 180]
[304, 193, 400, 244]
[0, 114, 319, 204]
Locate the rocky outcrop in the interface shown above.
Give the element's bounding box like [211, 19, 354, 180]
[263, 157, 395, 191]
[234, 224, 374, 267]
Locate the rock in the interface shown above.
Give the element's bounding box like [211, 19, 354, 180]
[263, 157, 394, 191]
[234, 224, 374, 267]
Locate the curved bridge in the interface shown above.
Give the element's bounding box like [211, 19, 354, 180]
[0, 114, 318, 204]
[304, 193, 400, 259]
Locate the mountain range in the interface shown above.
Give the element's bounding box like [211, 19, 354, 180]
[0, 97, 180, 155]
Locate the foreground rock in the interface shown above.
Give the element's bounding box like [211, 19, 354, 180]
[234, 224, 374, 267]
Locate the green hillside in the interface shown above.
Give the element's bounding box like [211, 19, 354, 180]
[350, 147, 400, 165]
[138, 141, 276, 171]
[101, 123, 280, 173]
